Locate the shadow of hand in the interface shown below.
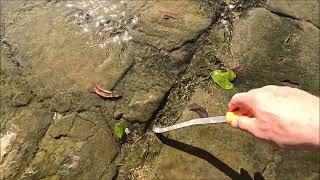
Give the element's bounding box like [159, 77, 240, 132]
[156, 134, 265, 180]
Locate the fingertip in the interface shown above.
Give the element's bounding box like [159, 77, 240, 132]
[228, 103, 238, 112]
[228, 92, 254, 111]
[231, 119, 238, 128]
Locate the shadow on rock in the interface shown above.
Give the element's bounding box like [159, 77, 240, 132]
[156, 134, 265, 180]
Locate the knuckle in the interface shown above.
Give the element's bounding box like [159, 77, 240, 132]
[254, 91, 272, 105]
[264, 85, 278, 89]
[237, 120, 246, 130]
[248, 88, 259, 94]
[280, 86, 291, 90]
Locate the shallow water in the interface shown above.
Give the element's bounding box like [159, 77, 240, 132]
[64, 0, 135, 48]
[0, 0, 319, 180]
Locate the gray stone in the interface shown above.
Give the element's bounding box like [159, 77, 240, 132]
[48, 114, 75, 139]
[1, 0, 319, 179]
[0, 110, 52, 180]
[148, 88, 275, 179]
[12, 92, 33, 107]
[19, 112, 118, 180]
[123, 89, 165, 122]
[141, 86, 319, 180]
[3, 2, 133, 95]
[266, 0, 320, 27]
[130, 1, 218, 51]
[229, 8, 319, 95]
[119, 7, 320, 178]
[67, 117, 96, 141]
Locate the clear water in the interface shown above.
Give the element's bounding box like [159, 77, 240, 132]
[64, 0, 137, 48]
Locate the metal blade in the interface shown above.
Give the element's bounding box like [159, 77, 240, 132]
[152, 116, 226, 133]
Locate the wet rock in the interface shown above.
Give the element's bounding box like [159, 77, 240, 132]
[68, 117, 96, 141]
[266, 0, 320, 27]
[113, 0, 223, 123]
[48, 113, 75, 139]
[3, 3, 133, 95]
[20, 112, 118, 180]
[0, 110, 52, 180]
[12, 92, 33, 107]
[74, 129, 118, 179]
[49, 92, 106, 113]
[273, 150, 320, 179]
[131, 1, 219, 51]
[50, 94, 74, 113]
[2, 0, 318, 179]
[0, 1, 47, 34]
[122, 7, 320, 177]
[146, 86, 319, 179]
[229, 8, 319, 95]
[123, 89, 165, 122]
[148, 88, 275, 179]
[0, 71, 31, 131]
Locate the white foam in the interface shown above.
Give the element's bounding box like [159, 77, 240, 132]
[0, 128, 18, 161]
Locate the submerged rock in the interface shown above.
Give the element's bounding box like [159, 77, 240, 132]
[131, 0, 217, 51]
[0, 0, 319, 179]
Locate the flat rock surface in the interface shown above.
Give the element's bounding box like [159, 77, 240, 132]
[266, 0, 320, 27]
[229, 8, 319, 95]
[1, 0, 319, 180]
[147, 87, 319, 180]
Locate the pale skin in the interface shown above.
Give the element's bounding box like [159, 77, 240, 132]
[228, 85, 320, 149]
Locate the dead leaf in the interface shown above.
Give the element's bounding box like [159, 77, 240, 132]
[188, 103, 208, 118]
[94, 84, 122, 98]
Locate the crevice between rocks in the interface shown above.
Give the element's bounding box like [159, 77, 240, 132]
[17, 117, 54, 179]
[135, 1, 158, 16]
[147, 7, 221, 125]
[98, 149, 120, 180]
[111, 61, 135, 90]
[114, 11, 225, 178]
[265, 7, 320, 29]
[0, 38, 24, 69]
[281, 79, 299, 87]
[261, 160, 272, 175]
[167, 28, 209, 53]
[144, 86, 174, 131]
[51, 115, 75, 140]
[131, 39, 162, 53]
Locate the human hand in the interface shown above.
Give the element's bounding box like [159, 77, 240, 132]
[228, 85, 320, 149]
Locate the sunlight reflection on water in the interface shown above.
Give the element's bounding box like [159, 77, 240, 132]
[64, 0, 137, 48]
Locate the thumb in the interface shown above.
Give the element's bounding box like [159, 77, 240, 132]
[231, 116, 257, 134]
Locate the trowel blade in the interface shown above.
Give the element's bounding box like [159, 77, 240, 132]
[152, 116, 226, 133]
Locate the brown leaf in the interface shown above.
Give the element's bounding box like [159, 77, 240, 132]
[94, 84, 122, 98]
[188, 103, 208, 118]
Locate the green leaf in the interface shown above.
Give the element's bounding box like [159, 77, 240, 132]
[211, 69, 236, 90]
[114, 122, 124, 139]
